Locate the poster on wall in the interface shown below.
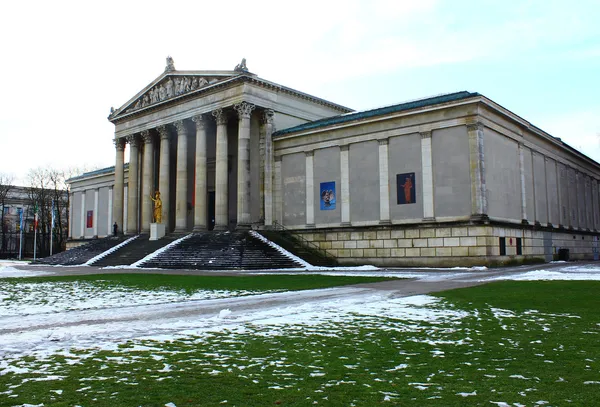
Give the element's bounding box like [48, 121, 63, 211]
[397, 172, 416, 204]
[320, 181, 336, 210]
[87, 210, 94, 228]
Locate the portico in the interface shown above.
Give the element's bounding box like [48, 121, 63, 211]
[108, 57, 351, 235]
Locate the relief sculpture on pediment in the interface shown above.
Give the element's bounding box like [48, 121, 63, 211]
[125, 75, 215, 114]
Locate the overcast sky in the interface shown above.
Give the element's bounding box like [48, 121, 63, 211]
[1, 0, 598, 185]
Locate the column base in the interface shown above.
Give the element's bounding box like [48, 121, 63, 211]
[236, 223, 251, 230]
[213, 224, 228, 231]
[378, 220, 391, 225]
[193, 225, 207, 232]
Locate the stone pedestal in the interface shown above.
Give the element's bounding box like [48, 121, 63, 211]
[150, 223, 166, 241]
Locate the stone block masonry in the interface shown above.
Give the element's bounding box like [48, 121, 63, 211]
[295, 223, 600, 267]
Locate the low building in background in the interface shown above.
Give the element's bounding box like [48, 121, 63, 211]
[0, 186, 68, 259]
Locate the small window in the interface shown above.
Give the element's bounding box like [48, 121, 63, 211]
[516, 238, 522, 255]
[499, 237, 506, 256]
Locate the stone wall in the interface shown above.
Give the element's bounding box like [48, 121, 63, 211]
[295, 223, 599, 267]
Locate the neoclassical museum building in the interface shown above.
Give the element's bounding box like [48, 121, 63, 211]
[68, 57, 600, 266]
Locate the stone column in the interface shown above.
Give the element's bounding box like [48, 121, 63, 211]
[93, 188, 99, 237]
[420, 131, 435, 220]
[305, 151, 315, 227]
[467, 122, 487, 219]
[157, 125, 171, 230]
[174, 120, 189, 232]
[107, 187, 113, 235]
[340, 144, 351, 226]
[126, 135, 140, 234]
[378, 139, 390, 224]
[518, 142, 527, 223]
[80, 191, 85, 238]
[112, 138, 125, 235]
[234, 102, 255, 228]
[192, 115, 208, 231]
[212, 109, 229, 230]
[141, 130, 155, 233]
[263, 110, 275, 227]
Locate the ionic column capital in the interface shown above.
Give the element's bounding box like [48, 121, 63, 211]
[340, 144, 349, 152]
[126, 134, 139, 148]
[234, 101, 255, 119]
[113, 138, 126, 151]
[192, 114, 207, 130]
[420, 131, 432, 139]
[378, 138, 388, 146]
[305, 150, 314, 157]
[157, 125, 170, 140]
[212, 108, 228, 125]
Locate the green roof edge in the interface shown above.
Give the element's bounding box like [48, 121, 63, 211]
[273, 91, 480, 137]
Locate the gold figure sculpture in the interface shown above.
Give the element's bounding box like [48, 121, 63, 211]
[151, 190, 162, 223]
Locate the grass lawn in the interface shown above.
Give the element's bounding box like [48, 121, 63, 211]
[1, 277, 599, 406]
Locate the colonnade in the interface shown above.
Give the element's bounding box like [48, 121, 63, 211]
[112, 103, 275, 235]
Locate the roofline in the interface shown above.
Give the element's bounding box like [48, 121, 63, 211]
[66, 164, 128, 183]
[273, 91, 479, 137]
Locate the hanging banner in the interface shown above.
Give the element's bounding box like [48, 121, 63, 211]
[320, 181, 336, 210]
[396, 172, 416, 205]
[87, 210, 94, 228]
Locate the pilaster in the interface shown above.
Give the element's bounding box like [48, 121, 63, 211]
[340, 144, 351, 226]
[263, 109, 275, 227]
[80, 191, 85, 239]
[420, 131, 434, 220]
[518, 142, 527, 223]
[378, 138, 390, 224]
[467, 122, 487, 220]
[305, 150, 315, 228]
[274, 155, 282, 225]
[93, 188, 99, 237]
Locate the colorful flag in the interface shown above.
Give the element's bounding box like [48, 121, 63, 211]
[51, 199, 55, 230]
[33, 203, 39, 231]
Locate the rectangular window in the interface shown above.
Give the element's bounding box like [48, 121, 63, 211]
[516, 238, 522, 255]
[3, 207, 9, 215]
[499, 237, 506, 256]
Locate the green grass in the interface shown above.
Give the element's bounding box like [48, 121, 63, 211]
[1, 280, 599, 406]
[7, 273, 393, 293]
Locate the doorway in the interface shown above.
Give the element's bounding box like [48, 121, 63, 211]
[208, 191, 215, 230]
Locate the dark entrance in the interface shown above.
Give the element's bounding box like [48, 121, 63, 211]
[208, 191, 215, 231]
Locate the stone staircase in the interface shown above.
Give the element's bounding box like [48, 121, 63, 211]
[140, 231, 304, 270]
[259, 229, 338, 267]
[91, 234, 179, 267]
[36, 236, 130, 266]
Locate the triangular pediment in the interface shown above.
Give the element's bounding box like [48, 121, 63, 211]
[109, 70, 247, 121]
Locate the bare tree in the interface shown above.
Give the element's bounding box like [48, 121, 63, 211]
[0, 173, 15, 254]
[26, 167, 71, 257]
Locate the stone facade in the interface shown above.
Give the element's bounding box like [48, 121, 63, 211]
[296, 224, 598, 267]
[68, 61, 600, 266]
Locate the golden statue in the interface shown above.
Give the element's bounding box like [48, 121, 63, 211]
[151, 190, 163, 223]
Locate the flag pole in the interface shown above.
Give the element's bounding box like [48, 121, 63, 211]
[18, 209, 23, 260]
[33, 205, 38, 261]
[50, 199, 55, 256]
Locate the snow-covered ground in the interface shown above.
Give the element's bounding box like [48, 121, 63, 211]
[1, 261, 599, 406]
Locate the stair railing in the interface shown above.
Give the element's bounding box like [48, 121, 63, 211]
[272, 221, 337, 264]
